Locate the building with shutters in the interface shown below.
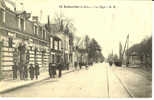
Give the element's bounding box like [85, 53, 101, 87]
[0, 0, 50, 79]
[48, 23, 72, 69]
[0, 0, 75, 80]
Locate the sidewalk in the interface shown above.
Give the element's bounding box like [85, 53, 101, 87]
[0, 68, 74, 94]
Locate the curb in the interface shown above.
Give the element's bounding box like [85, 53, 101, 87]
[0, 69, 74, 94]
[0, 77, 49, 94]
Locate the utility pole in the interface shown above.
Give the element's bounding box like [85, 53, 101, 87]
[121, 34, 129, 66]
[126, 34, 129, 66]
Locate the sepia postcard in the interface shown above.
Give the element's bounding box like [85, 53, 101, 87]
[0, 0, 152, 98]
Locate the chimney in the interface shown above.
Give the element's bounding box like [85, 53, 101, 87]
[47, 15, 51, 32]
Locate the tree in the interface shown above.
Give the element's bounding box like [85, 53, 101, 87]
[53, 13, 76, 35]
[85, 35, 90, 52]
[88, 38, 103, 63]
[113, 54, 118, 61]
[119, 42, 123, 60]
[127, 36, 152, 67]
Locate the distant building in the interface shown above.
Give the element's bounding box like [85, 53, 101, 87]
[76, 36, 88, 65]
[129, 51, 142, 65]
[47, 23, 73, 69]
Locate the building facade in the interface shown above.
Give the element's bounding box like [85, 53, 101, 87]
[0, 0, 75, 80]
[0, 0, 50, 79]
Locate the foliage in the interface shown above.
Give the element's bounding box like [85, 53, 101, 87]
[86, 38, 103, 62]
[127, 36, 152, 67]
[113, 54, 118, 61]
[53, 13, 104, 63]
[53, 13, 76, 36]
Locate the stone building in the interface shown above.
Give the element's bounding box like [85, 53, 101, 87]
[0, 0, 50, 79]
[0, 0, 75, 80]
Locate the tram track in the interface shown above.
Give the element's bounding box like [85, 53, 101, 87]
[112, 69, 134, 98]
[106, 66, 110, 98]
[106, 65, 135, 98]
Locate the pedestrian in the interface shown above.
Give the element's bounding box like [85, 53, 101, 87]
[19, 63, 24, 80]
[79, 62, 82, 69]
[23, 64, 28, 80]
[85, 62, 88, 70]
[67, 62, 69, 70]
[58, 63, 62, 78]
[49, 63, 53, 78]
[12, 62, 18, 80]
[53, 63, 57, 78]
[58, 58, 63, 78]
[35, 63, 40, 79]
[74, 62, 77, 70]
[29, 64, 34, 80]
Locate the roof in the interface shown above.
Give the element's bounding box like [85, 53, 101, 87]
[48, 24, 59, 33]
[49, 32, 61, 41]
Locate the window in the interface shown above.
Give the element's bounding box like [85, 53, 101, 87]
[64, 40, 66, 50]
[55, 41, 58, 50]
[53, 40, 55, 49]
[18, 17, 21, 29]
[59, 41, 61, 50]
[58, 41, 59, 50]
[44, 30, 47, 39]
[20, 18, 25, 31]
[54, 41, 58, 50]
[42, 29, 46, 39]
[50, 37, 53, 49]
[34, 25, 38, 35]
[23, 19, 25, 31]
[65, 41, 68, 50]
[2, 9, 5, 23]
[40, 27, 42, 37]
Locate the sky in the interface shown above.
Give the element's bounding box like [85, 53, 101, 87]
[9, 0, 152, 58]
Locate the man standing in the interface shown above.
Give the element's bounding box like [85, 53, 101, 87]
[79, 62, 82, 69]
[49, 63, 53, 78]
[12, 62, 18, 80]
[53, 63, 57, 78]
[74, 62, 77, 70]
[23, 64, 28, 80]
[29, 64, 34, 80]
[58, 58, 63, 78]
[13, 48, 18, 80]
[35, 63, 40, 79]
[19, 63, 24, 80]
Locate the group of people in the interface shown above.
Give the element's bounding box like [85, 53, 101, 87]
[12, 63, 40, 80]
[29, 63, 40, 80]
[12, 58, 91, 80]
[74, 61, 90, 70]
[48, 58, 64, 78]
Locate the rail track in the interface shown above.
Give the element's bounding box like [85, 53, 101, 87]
[106, 65, 134, 98]
[106, 65, 110, 98]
